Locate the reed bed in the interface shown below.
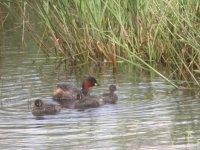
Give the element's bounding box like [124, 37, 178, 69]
[1, 0, 200, 88]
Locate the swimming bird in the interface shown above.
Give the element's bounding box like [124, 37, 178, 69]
[32, 99, 61, 116]
[102, 85, 118, 104]
[52, 76, 99, 108]
[73, 84, 118, 110]
[74, 95, 104, 110]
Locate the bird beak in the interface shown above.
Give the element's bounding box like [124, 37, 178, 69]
[95, 82, 100, 86]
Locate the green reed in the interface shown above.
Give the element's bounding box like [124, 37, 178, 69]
[1, 0, 200, 88]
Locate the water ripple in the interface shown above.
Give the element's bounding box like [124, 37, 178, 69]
[1, 48, 200, 149]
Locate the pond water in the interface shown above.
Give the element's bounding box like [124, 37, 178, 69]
[1, 31, 200, 150]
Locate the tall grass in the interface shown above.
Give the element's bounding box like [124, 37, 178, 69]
[1, 0, 200, 88]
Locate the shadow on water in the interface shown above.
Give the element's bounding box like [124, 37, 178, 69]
[1, 31, 200, 150]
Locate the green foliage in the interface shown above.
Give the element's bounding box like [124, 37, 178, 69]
[1, 0, 200, 87]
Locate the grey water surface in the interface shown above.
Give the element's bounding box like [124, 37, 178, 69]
[0, 31, 200, 150]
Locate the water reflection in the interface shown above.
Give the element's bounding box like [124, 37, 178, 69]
[1, 31, 200, 150]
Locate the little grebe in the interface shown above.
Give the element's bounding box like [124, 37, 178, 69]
[32, 99, 61, 116]
[102, 85, 118, 104]
[73, 85, 118, 110]
[74, 95, 104, 110]
[53, 76, 99, 99]
[52, 76, 99, 108]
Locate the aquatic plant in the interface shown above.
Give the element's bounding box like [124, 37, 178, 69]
[1, 0, 200, 88]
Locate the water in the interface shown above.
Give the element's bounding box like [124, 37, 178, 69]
[1, 32, 200, 150]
